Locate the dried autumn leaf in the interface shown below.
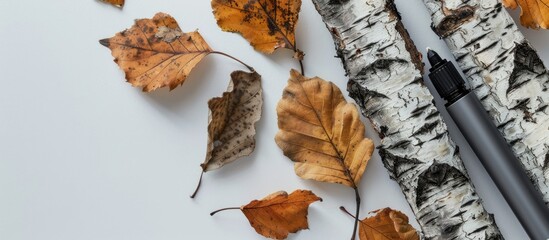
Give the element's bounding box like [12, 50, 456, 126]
[99, 13, 212, 92]
[275, 69, 374, 239]
[100, 0, 124, 8]
[211, 190, 322, 239]
[503, 0, 549, 29]
[191, 71, 263, 198]
[276, 70, 374, 187]
[351, 208, 419, 240]
[203, 71, 262, 171]
[211, 0, 302, 54]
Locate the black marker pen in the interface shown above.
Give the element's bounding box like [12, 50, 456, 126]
[426, 49, 549, 240]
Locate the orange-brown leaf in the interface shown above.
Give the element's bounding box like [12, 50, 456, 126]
[241, 190, 321, 239]
[211, 0, 302, 54]
[503, 0, 549, 29]
[100, 0, 124, 8]
[99, 13, 212, 92]
[275, 70, 375, 187]
[358, 208, 419, 240]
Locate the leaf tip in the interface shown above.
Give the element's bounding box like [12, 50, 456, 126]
[99, 38, 110, 47]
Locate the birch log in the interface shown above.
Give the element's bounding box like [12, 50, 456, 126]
[423, 0, 549, 205]
[312, 0, 503, 238]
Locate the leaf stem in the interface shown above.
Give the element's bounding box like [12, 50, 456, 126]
[190, 170, 204, 199]
[210, 207, 240, 216]
[351, 187, 361, 240]
[211, 51, 255, 72]
[298, 58, 305, 76]
[340, 206, 356, 219]
[294, 39, 305, 75]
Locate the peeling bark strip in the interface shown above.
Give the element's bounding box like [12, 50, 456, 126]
[312, 0, 503, 238]
[423, 0, 549, 205]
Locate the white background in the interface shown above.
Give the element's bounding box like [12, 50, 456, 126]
[1, 0, 548, 239]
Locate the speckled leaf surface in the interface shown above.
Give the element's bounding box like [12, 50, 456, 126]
[100, 12, 212, 92]
[201, 71, 263, 172]
[211, 0, 302, 54]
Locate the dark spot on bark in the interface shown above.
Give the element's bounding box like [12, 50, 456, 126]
[379, 148, 422, 180]
[507, 42, 547, 95]
[496, 118, 514, 130]
[426, 110, 439, 120]
[434, 6, 476, 38]
[416, 162, 467, 207]
[328, 0, 349, 5]
[412, 121, 439, 136]
[442, 223, 463, 234]
[470, 225, 489, 234]
[347, 80, 389, 117]
[511, 98, 536, 122]
[461, 199, 476, 207]
[410, 105, 430, 118]
[387, 140, 411, 150]
[463, 32, 491, 48]
[379, 126, 388, 138]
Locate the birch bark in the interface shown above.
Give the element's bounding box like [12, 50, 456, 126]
[312, 0, 503, 238]
[423, 0, 549, 205]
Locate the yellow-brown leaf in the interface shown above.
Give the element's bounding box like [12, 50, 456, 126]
[100, 0, 124, 8]
[241, 190, 321, 239]
[211, 0, 302, 54]
[99, 13, 212, 92]
[275, 70, 374, 187]
[503, 0, 549, 29]
[359, 208, 419, 240]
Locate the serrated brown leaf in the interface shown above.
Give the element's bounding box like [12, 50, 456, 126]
[503, 0, 549, 29]
[100, 0, 124, 8]
[99, 12, 212, 92]
[241, 190, 322, 239]
[211, 0, 302, 54]
[202, 71, 263, 172]
[358, 208, 419, 240]
[275, 70, 374, 188]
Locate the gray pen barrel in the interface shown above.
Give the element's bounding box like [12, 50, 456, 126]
[448, 93, 549, 240]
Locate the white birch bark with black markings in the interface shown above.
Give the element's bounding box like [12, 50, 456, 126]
[312, 0, 503, 239]
[423, 0, 549, 205]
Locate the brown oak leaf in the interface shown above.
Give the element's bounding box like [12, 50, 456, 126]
[100, 0, 124, 8]
[275, 70, 374, 188]
[99, 13, 212, 92]
[503, 0, 549, 29]
[211, 190, 322, 239]
[211, 0, 302, 54]
[191, 71, 263, 198]
[357, 208, 419, 240]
